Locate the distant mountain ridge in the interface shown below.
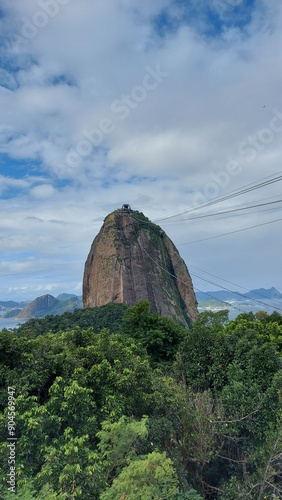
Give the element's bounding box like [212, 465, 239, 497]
[196, 287, 282, 302]
[17, 294, 58, 319]
[0, 300, 28, 308]
[0, 287, 281, 321]
[15, 294, 82, 319]
[56, 293, 79, 301]
[244, 287, 282, 300]
[196, 287, 282, 319]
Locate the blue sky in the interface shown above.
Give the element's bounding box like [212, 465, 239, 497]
[0, 0, 282, 301]
[153, 0, 257, 37]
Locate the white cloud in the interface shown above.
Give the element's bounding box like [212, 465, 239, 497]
[30, 184, 55, 198]
[0, 0, 282, 300]
[0, 175, 29, 194]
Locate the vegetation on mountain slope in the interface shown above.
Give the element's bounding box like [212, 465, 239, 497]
[0, 303, 281, 499]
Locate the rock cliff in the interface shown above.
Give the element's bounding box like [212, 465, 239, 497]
[83, 210, 198, 326]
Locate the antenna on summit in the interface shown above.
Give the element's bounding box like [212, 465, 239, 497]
[121, 204, 132, 213]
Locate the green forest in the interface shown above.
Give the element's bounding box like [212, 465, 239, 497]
[0, 301, 281, 499]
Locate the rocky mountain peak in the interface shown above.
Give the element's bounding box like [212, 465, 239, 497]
[17, 294, 59, 319]
[83, 209, 198, 326]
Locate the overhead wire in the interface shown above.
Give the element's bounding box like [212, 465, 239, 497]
[178, 217, 282, 245]
[193, 287, 236, 312]
[178, 205, 282, 225]
[190, 271, 282, 313]
[128, 214, 252, 316]
[128, 212, 282, 315]
[154, 170, 282, 222]
[159, 199, 282, 223]
[89, 171, 282, 314]
[190, 264, 282, 309]
[129, 205, 282, 310]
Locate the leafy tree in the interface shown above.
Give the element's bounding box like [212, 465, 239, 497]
[174, 311, 229, 391]
[177, 490, 204, 500]
[173, 312, 282, 494]
[16, 303, 128, 338]
[1, 483, 66, 499]
[0, 328, 157, 497]
[120, 300, 187, 364]
[100, 451, 180, 500]
[36, 428, 103, 499]
[97, 415, 149, 479]
[1, 307, 282, 499]
[175, 311, 281, 393]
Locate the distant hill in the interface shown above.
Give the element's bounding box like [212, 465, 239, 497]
[50, 296, 82, 315]
[56, 293, 81, 301]
[2, 286, 281, 322]
[0, 300, 26, 308]
[16, 302, 128, 337]
[17, 294, 82, 319]
[195, 290, 243, 301]
[0, 300, 30, 319]
[196, 287, 282, 319]
[196, 287, 282, 303]
[2, 308, 23, 318]
[17, 294, 59, 319]
[244, 287, 282, 300]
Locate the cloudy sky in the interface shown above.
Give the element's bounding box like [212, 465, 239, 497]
[0, 0, 282, 302]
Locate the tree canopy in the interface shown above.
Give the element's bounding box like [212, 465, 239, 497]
[0, 303, 281, 498]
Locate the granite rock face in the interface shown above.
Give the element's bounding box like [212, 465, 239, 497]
[83, 210, 198, 325]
